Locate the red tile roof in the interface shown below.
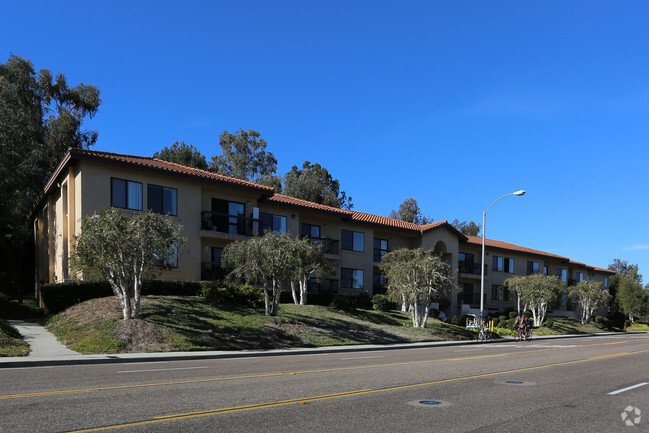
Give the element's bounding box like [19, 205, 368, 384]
[463, 235, 570, 261]
[70, 148, 274, 193]
[263, 194, 353, 216]
[350, 211, 422, 232]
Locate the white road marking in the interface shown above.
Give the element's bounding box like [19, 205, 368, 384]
[608, 382, 649, 395]
[340, 356, 385, 360]
[0, 366, 54, 371]
[117, 366, 209, 374]
[455, 348, 485, 352]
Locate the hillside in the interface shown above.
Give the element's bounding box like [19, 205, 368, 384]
[45, 296, 476, 354]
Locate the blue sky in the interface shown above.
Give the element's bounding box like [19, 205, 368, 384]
[4, 1, 648, 279]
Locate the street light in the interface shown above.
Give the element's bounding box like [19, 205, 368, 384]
[479, 190, 526, 321]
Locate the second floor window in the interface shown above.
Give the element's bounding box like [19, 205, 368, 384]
[373, 238, 388, 262]
[301, 223, 320, 238]
[527, 261, 540, 275]
[576, 272, 584, 282]
[493, 256, 514, 273]
[148, 185, 177, 216]
[111, 178, 142, 210]
[342, 230, 364, 252]
[261, 213, 287, 234]
[556, 268, 568, 282]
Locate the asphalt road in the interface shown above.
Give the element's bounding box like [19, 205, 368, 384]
[1, 334, 648, 432]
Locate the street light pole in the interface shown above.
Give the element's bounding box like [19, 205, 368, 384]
[479, 190, 526, 321]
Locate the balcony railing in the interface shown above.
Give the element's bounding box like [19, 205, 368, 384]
[458, 292, 486, 306]
[459, 262, 488, 276]
[307, 237, 340, 255]
[201, 211, 260, 236]
[201, 262, 225, 281]
[305, 278, 339, 294]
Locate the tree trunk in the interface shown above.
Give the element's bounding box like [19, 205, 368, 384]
[299, 279, 307, 305]
[263, 285, 272, 316]
[132, 273, 142, 319]
[290, 281, 299, 305]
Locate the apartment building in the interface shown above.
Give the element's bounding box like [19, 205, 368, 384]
[32, 148, 614, 317]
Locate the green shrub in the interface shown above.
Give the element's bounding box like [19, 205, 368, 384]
[498, 315, 508, 328]
[330, 295, 356, 312]
[491, 317, 499, 327]
[41, 281, 112, 313]
[544, 318, 555, 329]
[429, 308, 440, 319]
[509, 311, 518, 319]
[371, 294, 392, 312]
[200, 282, 264, 308]
[506, 318, 517, 329]
[593, 316, 603, 324]
[142, 280, 202, 296]
[451, 315, 463, 326]
[356, 291, 372, 310]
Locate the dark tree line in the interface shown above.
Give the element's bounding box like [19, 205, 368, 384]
[0, 54, 101, 297]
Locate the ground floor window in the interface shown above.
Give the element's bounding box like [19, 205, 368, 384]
[341, 268, 364, 289]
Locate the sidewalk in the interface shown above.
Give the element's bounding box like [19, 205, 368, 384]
[0, 321, 642, 369]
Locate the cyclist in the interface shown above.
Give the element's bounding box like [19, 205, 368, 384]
[513, 314, 524, 341]
[522, 316, 532, 340]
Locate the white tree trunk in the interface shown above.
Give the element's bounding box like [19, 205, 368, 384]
[290, 281, 299, 305]
[299, 279, 308, 305]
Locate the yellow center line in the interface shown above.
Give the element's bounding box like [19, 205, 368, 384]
[0, 339, 636, 401]
[66, 347, 649, 433]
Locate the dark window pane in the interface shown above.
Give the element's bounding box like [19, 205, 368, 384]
[147, 185, 163, 213]
[163, 187, 177, 215]
[111, 178, 126, 208]
[341, 230, 353, 251]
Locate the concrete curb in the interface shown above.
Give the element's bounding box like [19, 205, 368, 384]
[1, 331, 644, 369]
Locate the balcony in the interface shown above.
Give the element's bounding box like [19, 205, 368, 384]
[307, 237, 340, 256]
[458, 292, 486, 306]
[306, 278, 339, 294]
[459, 262, 488, 277]
[201, 211, 259, 236]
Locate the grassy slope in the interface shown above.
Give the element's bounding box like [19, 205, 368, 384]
[46, 296, 477, 354]
[0, 319, 30, 357]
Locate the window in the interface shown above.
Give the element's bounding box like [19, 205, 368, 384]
[544, 265, 549, 274]
[527, 261, 540, 275]
[211, 247, 223, 265]
[604, 277, 609, 288]
[491, 284, 508, 301]
[493, 256, 514, 273]
[373, 238, 388, 262]
[556, 268, 568, 282]
[111, 178, 142, 210]
[156, 243, 178, 268]
[341, 230, 364, 252]
[147, 185, 177, 215]
[210, 199, 245, 234]
[459, 252, 475, 273]
[301, 223, 320, 238]
[576, 272, 584, 282]
[341, 268, 364, 289]
[261, 213, 287, 234]
[373, 273, 386, 292]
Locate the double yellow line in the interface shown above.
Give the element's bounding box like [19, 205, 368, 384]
[0, 340, 633, 401]
[68, 347, 649, 432]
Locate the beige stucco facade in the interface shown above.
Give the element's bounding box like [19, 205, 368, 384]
[33, 149, 615, 317]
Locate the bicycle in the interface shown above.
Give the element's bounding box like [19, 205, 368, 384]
[477, 324, 491, 342]
[516, 326, 532, 342]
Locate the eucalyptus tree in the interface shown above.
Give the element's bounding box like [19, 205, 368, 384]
[568, 280, 611, 324]
[380, 248, 454, 328]
[388, 198, 432, 225]
[71, 209, 186, 320]
[209, 129, 281, 187]
[154, 141, 208, 170]
[283, 161, 353, 209]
